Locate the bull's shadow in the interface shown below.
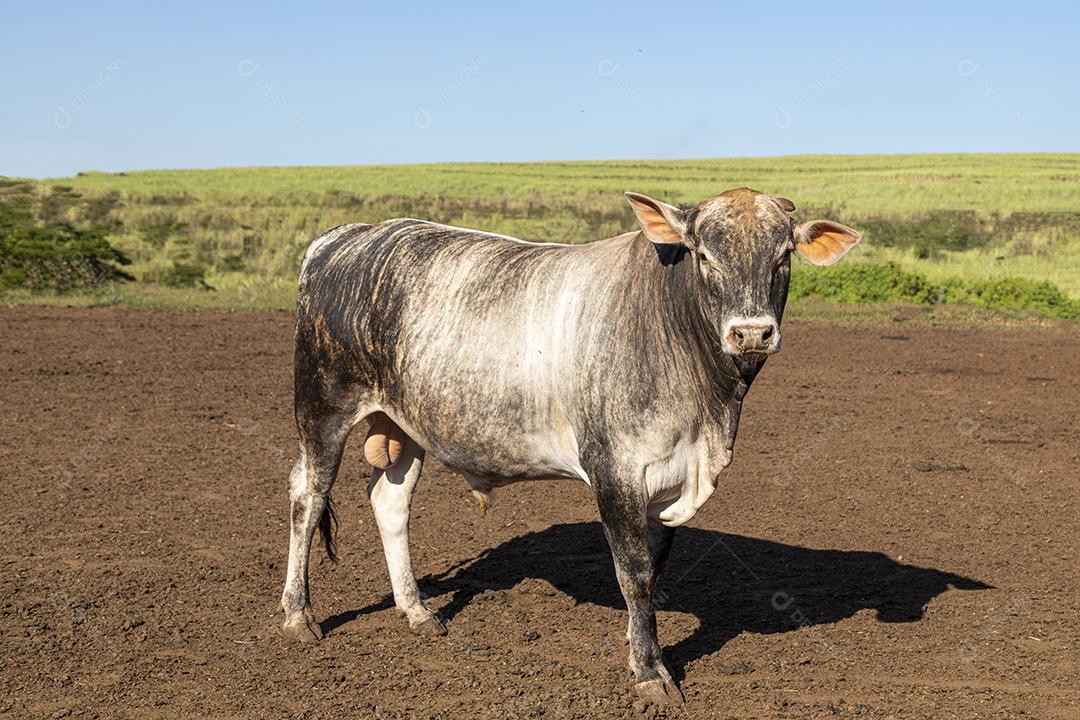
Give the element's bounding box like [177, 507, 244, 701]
[325, 522, 989, 675]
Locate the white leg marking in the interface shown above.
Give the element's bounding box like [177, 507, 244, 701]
[367, 438, 444, 633]
[280, 449, 328, 642]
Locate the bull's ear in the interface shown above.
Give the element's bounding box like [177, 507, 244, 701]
[772, 196, 796, 212]
[625, 192, 687, 246]
[793, 220, 861, 266]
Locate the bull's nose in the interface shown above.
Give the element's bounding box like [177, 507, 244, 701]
[722, 318, 781, 356]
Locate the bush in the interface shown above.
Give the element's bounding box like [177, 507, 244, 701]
[858, 211, 988, 252]
[0, 181, 132, 291]
[789, 261, 939, 304]
[791, 261, 1079, 319]
[0, 267, 27, 289]
[139, 215, 189, 249]
[146, 261, 212, 289]
[940, 276, 1079, 319]
[217, 253, 247, 272]
[0, 224, 133, 290]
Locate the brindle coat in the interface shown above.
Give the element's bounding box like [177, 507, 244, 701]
[279, 188, 860, 705]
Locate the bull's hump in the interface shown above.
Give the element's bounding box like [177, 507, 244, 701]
[384, 218, 573, 247]
[301, 222, 372, 273]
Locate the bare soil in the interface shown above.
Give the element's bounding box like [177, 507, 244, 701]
[1, 306, 1077, 719]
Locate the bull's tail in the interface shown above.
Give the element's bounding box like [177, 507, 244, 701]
[317, 493, 339, 563]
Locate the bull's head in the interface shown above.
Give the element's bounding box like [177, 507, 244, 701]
[626, 187, 860, 368]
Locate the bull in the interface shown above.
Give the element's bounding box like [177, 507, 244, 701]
[278, 188, 860, 704]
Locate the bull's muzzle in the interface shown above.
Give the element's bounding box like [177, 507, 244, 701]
[722, 317, 781, 358]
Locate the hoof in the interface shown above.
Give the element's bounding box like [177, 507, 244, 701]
[281, 609, 323, 644]
[411, 615, 447, 637]
[633, 678, 684, 706]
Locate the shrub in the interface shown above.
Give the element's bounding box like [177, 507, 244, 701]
[139, 215, 189, 249]
[789, 261, 938, 304]
[218, 253, 247, 272]
[941, 276, 1079, 319]
[0, 224, 133, 291]
[0, 267, 27, 289]
[0, 180, 132, 291]
[146, 261, 212, 289]
[792, 261, 1079, 319]
[858, 211, 988, 252]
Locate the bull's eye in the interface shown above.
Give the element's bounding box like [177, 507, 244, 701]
[773, 251, 791, 279]
[774, 243, 794, 266]
[697, 252, 712, 267]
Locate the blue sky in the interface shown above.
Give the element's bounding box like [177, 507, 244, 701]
[1, 0, 1077, 178]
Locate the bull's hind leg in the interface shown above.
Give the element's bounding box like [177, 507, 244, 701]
[367, 429, 446, 636]
[280, 410, 353, 643]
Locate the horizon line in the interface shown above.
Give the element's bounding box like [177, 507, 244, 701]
[9, 150, 1079, 182]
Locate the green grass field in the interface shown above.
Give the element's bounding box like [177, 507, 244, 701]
[4, 153, 1079, 317]
[45, 154, 1080, 214]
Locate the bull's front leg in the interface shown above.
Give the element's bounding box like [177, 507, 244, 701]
[594, 478, 683, 706]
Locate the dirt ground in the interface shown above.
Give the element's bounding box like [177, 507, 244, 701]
[1, 306, 1077, 719]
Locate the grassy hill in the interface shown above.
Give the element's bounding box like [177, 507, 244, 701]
[44, 154, 1080, 213]
[3, 154, 1079, 316]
